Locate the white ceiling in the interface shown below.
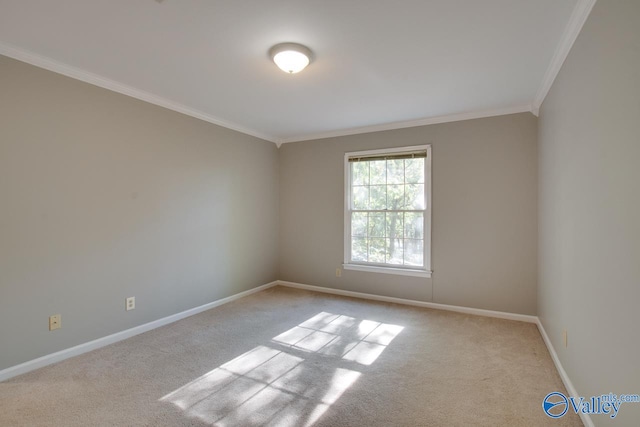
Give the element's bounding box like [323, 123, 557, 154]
[0, 0, 586, 143]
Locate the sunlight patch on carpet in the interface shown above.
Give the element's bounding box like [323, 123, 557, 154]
[160, 312, 403, 426]
[274, 312, 404, 365]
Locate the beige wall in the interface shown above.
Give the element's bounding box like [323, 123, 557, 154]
[538, 1, 640, 425]
[3, 4, 638, 419]
[0, 56, 279, 371]
[279, 113, 538, 315]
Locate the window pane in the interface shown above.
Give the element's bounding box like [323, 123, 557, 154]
[368, 238, 386, 263]
[369, 160, 386, 185]
[351, 237, 368, 262]
[386, 159, 404, 184]
[386, 238, 403, 265]
[346, 148, 429, 272]
[351, 212, 368, 237]
[351, 162, 369, 186]
[369, 185, 387, 210]
[405, 184, 425, 209]
[385, 212, 404, 240]
[387, 184, 404, 209]
[352, 186, 369, 210]
[368, 213, 385, 238]
[405, 158, 424, 184]
[404, 239, 424, 266]
[404, 212, 423, 239]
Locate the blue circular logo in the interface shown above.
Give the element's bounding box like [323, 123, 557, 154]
[543, 392, 568, 418]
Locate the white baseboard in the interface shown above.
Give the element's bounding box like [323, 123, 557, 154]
[536, 319, 593, 427]
[277, 280, 537, 323]
[0, 281, 279, 383]
[278, 280, 591, 425]
[2, 278, 589, 427]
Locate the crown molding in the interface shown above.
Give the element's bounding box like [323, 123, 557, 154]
[532, 0, 597, 113]
[0, 42, 279, 144]
[278, 104, 534, 144]
[5, 17, 583, 147]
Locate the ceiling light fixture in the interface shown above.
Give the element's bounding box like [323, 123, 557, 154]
[269, 43, 313, 74]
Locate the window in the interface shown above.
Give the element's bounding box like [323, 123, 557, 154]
[343, 145, 431, 277]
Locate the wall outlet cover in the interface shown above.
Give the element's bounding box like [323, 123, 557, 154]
[49, 314, 61, 331]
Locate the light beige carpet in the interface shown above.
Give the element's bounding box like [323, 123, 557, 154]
[0, 286, 582, 426]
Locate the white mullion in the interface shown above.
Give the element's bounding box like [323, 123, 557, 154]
[351, 209, 424, 213]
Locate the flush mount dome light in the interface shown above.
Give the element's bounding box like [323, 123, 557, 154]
[269, 43, 312, 74]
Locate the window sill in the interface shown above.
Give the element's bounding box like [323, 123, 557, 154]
[342, 264, 432, 278]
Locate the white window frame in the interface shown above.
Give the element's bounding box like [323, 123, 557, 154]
[343, 144, 432, 278]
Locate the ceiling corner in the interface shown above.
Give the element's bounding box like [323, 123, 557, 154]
[532, 0, 597, 111]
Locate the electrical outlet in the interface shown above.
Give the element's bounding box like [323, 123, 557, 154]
[126, 297, 135, 311]
[49, 314, 61, 331]
[336, 268, 342, 277]
[563, 329, 568, 348]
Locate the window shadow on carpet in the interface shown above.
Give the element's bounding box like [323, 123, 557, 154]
[160, 311, 403, 426]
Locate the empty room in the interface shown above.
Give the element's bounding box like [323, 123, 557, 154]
[1, 1, 638, 426]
